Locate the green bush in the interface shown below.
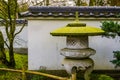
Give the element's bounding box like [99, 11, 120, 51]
[98, 74, 114, 80]
[31, 75, 47, 80]
[110, 51, 120, 68]
[91, 74, 114, 80]
[101, 21, 120, 68]
[100, 21, 120, 38]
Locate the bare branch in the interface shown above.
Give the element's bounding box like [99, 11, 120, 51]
[4, 38, 10, 49]
[14, 23, 25, 38]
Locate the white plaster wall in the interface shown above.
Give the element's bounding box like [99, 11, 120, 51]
[28, 19, 120, 70]
[14, 26, 28, 48]
[0, 26, 27, 48]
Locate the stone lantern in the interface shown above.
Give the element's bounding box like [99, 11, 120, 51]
[50, 12, 104, 80]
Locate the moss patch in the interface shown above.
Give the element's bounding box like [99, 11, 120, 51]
[50, 26, 104, 36]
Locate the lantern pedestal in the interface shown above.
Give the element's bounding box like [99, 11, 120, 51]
[61, 37, 95, 80]
[62, 58, 94, 80]
[62, 58, 94, 74]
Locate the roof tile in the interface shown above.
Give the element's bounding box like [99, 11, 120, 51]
[20, 6, 120, 18]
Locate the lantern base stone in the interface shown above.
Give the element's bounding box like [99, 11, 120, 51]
[62, 58, 94, 80]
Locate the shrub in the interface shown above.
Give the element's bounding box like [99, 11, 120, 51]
[98, 74, 114, 80]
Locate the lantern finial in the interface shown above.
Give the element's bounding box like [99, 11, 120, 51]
[75, 11, 79, 22]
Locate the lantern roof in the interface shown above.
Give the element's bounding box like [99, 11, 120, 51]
[50, 12, 104, 36]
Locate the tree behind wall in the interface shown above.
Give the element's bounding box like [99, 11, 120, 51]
[89, 0, 109, 6]
[0, 0, 25, 68]
[89, 0, 96, 6]
[110, 0, 120, 6]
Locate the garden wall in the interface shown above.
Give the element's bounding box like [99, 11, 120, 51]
[28, 19, 120, 70]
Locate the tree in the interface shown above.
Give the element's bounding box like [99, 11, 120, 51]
[101, 21, 120, 68]
[89, 0, 111, 6]
[73, 0, 88, 6]
[89, 0, 96, 6]
[18, 0, 31, 12]
[0, 0, 26, 68]
[19, 0, 47, 12]
[101, 21, 120, 38]
[110, 0, 120, 6]
[96, 0, 105, 6]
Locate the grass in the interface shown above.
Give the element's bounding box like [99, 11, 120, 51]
[14, 53, 28, 69]
[0, 52, 115, 80]
[0, 51, 28, 80]
[0, 51, 28, 69]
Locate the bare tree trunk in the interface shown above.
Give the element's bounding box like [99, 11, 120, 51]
[46, 0, 49, 6]
[9, 41, 15, 68]
[0, 31, 9, 66]
[76, 0, 81, 6]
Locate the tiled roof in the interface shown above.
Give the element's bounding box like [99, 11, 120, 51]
[16, 19, 28, 24]
[20, 6, 120, 18]
[0, 19, 28, 25]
